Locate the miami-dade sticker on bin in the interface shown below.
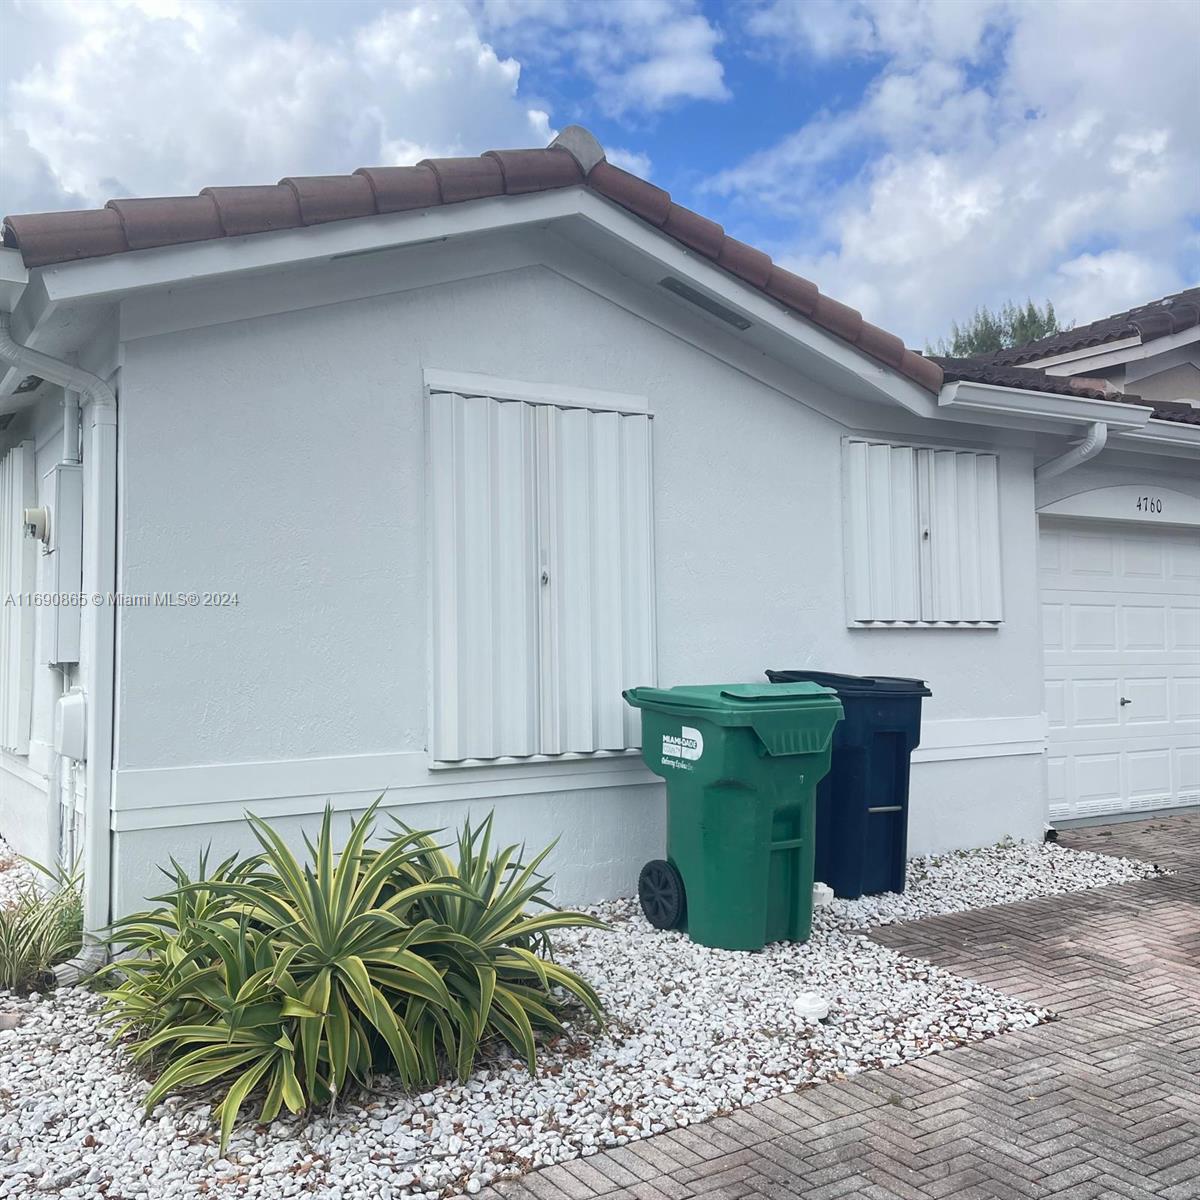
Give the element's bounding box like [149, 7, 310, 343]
[661, 725, 703, 770]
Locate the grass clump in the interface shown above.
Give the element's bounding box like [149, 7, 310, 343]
[0, 857, 82, 992]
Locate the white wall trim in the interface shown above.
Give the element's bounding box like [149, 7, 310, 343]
[0, 747, 47, 791]
[110, 715, 1048, 830]
[424, 368, 650, 415]
[911, 714, 1047, 764]
[111, 748, 658, 831]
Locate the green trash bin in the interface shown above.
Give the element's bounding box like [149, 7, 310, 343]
[623, 683, 843, 951]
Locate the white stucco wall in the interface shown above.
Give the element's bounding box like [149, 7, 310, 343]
[107, 262, 1047, 914]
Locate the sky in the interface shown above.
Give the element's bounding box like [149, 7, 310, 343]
[2, 0, 1198, 348]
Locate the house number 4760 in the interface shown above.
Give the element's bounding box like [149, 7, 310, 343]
[1136, 496, 1163, 514]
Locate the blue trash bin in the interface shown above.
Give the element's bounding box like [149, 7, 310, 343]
[765, 670, 931, 899]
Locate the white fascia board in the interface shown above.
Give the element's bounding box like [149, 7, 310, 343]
[0, 249, 28, 313]
[0, 274, 49, 398]
[569, 195, 938, 418]
[27, 187, 938, 419]
[1110, 418, 1200, 456]
[1023, 334, 1141, 371]
[1035, 326, 1200, 375]
[938, 379, 1152, 431]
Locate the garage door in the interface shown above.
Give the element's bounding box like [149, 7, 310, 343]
[1040, 520, 1200, 820]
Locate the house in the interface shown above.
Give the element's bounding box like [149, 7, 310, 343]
[1, 128, 1197, 964]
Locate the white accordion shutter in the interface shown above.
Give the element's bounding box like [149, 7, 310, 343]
[0, 441, 36, 754]
[846, 438, 1002, 625]
[429, 390, 655, 761]
[539, 405, 655, 754]
[429, 393, 540, 762]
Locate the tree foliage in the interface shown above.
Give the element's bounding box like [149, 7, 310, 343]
[927, 299, 1067, 357]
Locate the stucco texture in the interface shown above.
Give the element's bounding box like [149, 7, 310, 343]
[111, 263, 1047, 908]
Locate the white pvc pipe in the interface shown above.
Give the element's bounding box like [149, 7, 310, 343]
[0, 314, 116, 979]
[1035, 421, 1108, 482]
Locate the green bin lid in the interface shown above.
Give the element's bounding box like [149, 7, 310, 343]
[624, 682, 842, 754]
[624, 682, 837, 712]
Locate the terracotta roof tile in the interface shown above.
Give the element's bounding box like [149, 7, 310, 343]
[858, 322, 906, 370]
[353, 165, 441, 214]
[282, 175, 375, 225]
[202, 184, 302, 236]
[419, 155, 504, 204]
[106, 196, 222, 251]
[661, 203, 724, 259]
[764, 266, 818, 316]
[971, 287, 1200, 365]
[4, 207, 127, 266]
[811, 294, 862, 344]
[2, 128, 943, 392]
[901, 349, 944, 393]
[483, 147, 582, 193]
[717, 237, 772, 290]
[588, 161, 671, 226]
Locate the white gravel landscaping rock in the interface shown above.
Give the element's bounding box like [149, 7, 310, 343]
[0, 839, 38, 908]
[0, 837, 1159, 1200]
[823, 838, 1165, 931]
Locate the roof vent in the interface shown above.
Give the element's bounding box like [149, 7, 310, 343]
[659, 277, 752, 331]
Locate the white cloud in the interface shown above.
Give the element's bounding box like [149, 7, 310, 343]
[0, 0, 554, 212]
[1053, 251, 1181, 327]
[748, 0, 1002, 65]
[477, 0, 728, 116]
[721, 0, 1200, 345]
[606, 146, 654, 178]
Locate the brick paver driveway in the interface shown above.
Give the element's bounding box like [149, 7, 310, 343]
[483, 814, 1200, 1200]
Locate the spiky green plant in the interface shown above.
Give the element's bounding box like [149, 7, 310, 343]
[0, 858, 82, 992]
[385, 814, 605, 1079]
[101, 801, 605, 1153]
[131, 921, 321, 1151]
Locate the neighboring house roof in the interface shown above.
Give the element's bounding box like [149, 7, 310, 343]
[1, 128, 944, 394]
[969, 287, 1200, 367]
[935, 356, 1200, 425]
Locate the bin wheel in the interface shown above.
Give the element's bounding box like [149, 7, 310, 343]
[639, 859, 686, 930]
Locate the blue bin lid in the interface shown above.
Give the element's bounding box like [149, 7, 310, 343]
[765, 669, 931, 698]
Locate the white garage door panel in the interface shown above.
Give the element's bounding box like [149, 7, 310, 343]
[1041, 521, 1200, 820]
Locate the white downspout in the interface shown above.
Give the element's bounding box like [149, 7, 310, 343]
[49, 391, 81, 873]
[1035, 421, 1108, 483]
[0, 314, 116, 980]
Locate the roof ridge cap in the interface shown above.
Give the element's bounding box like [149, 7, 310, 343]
[550, 126, 606, 174]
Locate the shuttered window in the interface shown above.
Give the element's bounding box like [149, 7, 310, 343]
[844, 439, 1003, 625]
[429, 387, 655, 761]
[0, 441, 36, 754]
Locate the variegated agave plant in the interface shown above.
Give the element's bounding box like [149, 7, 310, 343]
[100, 801, 605, 1152]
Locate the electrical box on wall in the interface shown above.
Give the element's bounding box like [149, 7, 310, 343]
[43, 462, 83, 665]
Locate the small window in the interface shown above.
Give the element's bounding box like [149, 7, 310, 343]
[0, 440, 36, 754]
[428, 383, 656, 761]
[844, 438, 1003, 626]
